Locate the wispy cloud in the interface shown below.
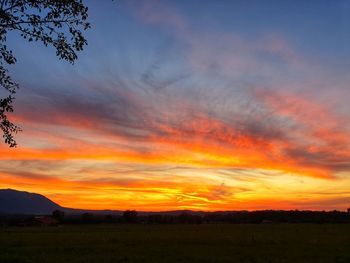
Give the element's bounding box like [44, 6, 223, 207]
[1, 0, 349, 210]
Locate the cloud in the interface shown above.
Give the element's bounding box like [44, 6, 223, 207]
[1, 0, 349, 210]
[5, 68, 350, 179]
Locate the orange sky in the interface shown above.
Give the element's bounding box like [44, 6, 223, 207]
[1, 1, 350, 211]
[1, 88, 350, 211]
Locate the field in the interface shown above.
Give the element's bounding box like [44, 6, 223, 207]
[1, 224, 350, 263]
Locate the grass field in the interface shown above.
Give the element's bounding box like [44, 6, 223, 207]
[1, 224, 350, 263]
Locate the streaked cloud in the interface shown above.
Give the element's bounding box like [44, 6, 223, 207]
[1, 0, 349, 210]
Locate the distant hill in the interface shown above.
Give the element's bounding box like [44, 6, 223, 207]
[0, 189, 61, 215]
[0, 189, 203, 216]
[0, 189, 349, 224]
[0, 189, 124, 215]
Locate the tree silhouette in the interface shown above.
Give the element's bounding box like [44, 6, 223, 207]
[0, 0, 90, 147]
[52, 209, 65, 222]
[123, 210, 138, 223]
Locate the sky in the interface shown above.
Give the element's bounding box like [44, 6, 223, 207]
[0, 0, 350, 211]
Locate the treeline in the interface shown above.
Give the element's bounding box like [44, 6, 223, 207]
[1, 209, 349, 226]
[58, 209, 350, 224]
[2, 209, 349, 226]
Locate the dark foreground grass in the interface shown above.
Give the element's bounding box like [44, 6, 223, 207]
[0, 224, 350, 263]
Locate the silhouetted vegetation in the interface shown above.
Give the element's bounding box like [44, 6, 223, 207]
[0, 0, 90, 146]
[123, 210, 138, 223]
[52, 209, 65, 222]
[2, 209, 349, 226]
[81, 212, 94, 223]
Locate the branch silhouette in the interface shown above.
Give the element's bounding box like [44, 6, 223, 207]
[0, 0, 90, 147]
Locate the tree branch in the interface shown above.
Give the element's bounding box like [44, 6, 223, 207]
[0, 18, 82, 28]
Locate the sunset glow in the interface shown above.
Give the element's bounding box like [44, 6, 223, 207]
[1, 0, 349, 211]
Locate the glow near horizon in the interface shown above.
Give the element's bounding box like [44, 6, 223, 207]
[0, 0, 349, 211]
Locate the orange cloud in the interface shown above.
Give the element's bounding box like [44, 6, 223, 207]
[4, 90, 348, 181]
[2, 2, 349, 211]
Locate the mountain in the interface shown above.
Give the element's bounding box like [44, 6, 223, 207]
[0, 189, 61, 215]
[0, 189, 124, 215]
[0, 189, 205, 216]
